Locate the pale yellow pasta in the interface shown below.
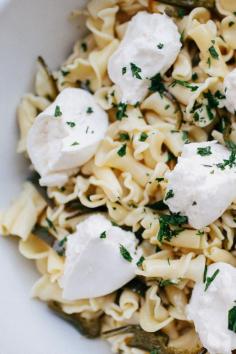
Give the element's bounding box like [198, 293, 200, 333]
[139, 285, 173, 332]
[6, 1, 236, 352]
[0, 183, 46, 240]
[138, 253, 206, 282]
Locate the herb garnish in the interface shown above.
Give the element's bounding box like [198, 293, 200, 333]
[86, 107, 93, 114]
[66, 121, 76, 128]
[61, 69, 70, 77]
[54, 105, 62, 117]
[192, 72, 198, 81]
[228, 305, 236, 333]
[207, 57, 211, 68]
[139, 132, 148, 142]
[54, 236, 68, 256]
[71, 141, 79, 146]
[119, 132, 129, 141]
[197, 230, 204, 236]
[46, 217, 57, 232]
[157, 213, 188, 243]
[148, 73, 165, 95]
[165, 189, 174, 200]
[130, 63, 142, 79]
[229, 21, 235, 27]
[117, 144, 127, 157]
[170, 79, 198, 92]
[100, 231, 107, 239]
[209, 46, 219, 60]
[116, 102, 128, 120]
[204, 268, 220, 291]
[157, 43, 164, 49]
[122, 67, 127, 75]
[217, 141, 236, 170]
[197, 146, 212, 156]
[136, 256, 145, 267]
[120, 244, 133, 262]
[159, 279, 177, 287]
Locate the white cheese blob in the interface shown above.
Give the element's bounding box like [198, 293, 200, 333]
[224, 68, 236, 114]
[187, 262, 236, 354]
[165, 141, 236, 229]
[108, 11, 181, 104]
[27, 88, 108, 187]
[59, 214, 141, 300]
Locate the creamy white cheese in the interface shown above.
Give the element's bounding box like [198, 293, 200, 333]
[108, 11, 181, 104]
[59, 214, 141, 300]
[224, 68, 236, 114]
[27, 88, 108, 187]
[187, 262, 236, 354]
[165, 141, 236, 229]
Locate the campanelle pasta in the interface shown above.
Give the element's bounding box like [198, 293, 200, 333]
[2, 1, 236, 353]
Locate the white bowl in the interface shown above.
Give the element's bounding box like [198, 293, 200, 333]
[0, 1, 110, 353]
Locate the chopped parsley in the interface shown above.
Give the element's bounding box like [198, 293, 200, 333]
[119, 132, 129, 141]
[120, 244, 133, 262]
[197, 230, 204, 236]
[170, 79, 198, 92]
[229, 21, 235, 27]
[45, 217, 56, 232]
[122, 66, 127, 75]
[54, 105, 62, 117]
[81, 42, 87, 51]
[66, 121, 76, 128]
[157, 43, 164, 49]
[177, 7, 185, 18]
[130, 62, 142, 79]
[139, 132, 148, 142]
[136, 256, 145, 267]
[156, 177, 164, 182]
[204, 268, 220, 291]
[86, 107, 93, 114]
[208, 46, 219, 60]
[197, 146, 212, 156]
[148, 73, 165, 95]
[217, 141, 236, 170]
[192, 72, 198, 81]
[159, 279, 177, 287]
[165, 189, 174, 200]
[203, 264, 208, 283]
[54, 236, 68, 256]
[157, 213, 188, 243]
[116, 102, 128, 120]
[71, 141, 79, 146]
[100, 231, 107, 239]
[61, 69, 70, 76]
[117, 144, 127, 157]
[165, 104, 170, 110]
[228, 305, 236, 333]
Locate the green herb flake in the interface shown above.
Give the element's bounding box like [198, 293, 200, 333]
[209, 46, 219, 60]
[46, 217, 57, 232]
[165, 189, 174, 201]
[228, 305, 236, 333]
[130, 62, 142, 79]
[54, 105, 62, 117]
[207, 57, 211, 68]
[165, 104, 170, 110]
[192, 72, 198, 81]
[177, 8, 185, 18]
[157, 43, 164, 49]
[217, 141, 236, 170]
[180, 30, 185, 44]
[149, 73, 165, 95]
[66, 121, 76, 128]
[119, 132, 129, 141]
[71, 141, 79, 146]
[197, 230, 204, 236]
[61, 69, 70, 77]
[120, 244, 133, 262]
[170, 79, 198, 92]
[229, 21, 235, 27]
[122, 67, 127, 75]
[81, 42, 87, 52]
[116, 102, 128, 121]
[204, 268, 220, 291]
[100, 231, 107, 239]
[157, 213, 188, 243]
[86, 107, 93, 114]
[203, 264, 208, 283]
[197, 146, 212, 156]
[139, 132, 148, 142]
[156, 177, 164, 182]
[136, 256, 145, 267]
[117, 144, 127, 157]
[159, 279, 177, 287]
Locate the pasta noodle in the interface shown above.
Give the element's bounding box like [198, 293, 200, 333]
[1, 1, 236, 352]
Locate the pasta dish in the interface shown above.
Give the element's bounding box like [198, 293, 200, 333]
[2, 0, 236, 353]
